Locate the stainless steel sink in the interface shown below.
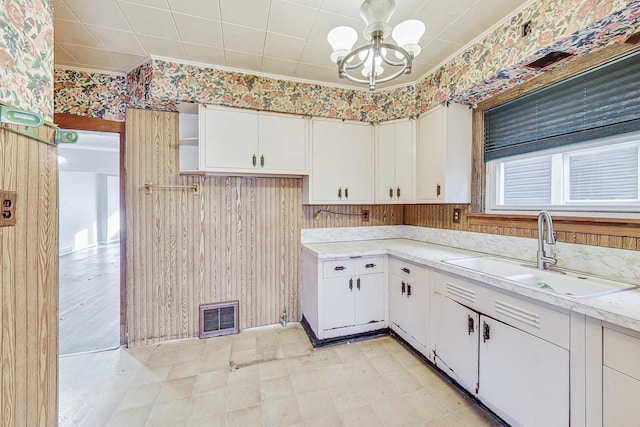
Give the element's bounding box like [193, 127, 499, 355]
[443, 256, 638, 298]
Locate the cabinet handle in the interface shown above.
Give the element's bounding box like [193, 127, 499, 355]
[252, 154, 257, 167]
[365, 263, 376, 268]
[334, 266, 346, 271]
[345, 188, 349, 198]
[436, 184, 441, 197]
[260, 155, 264, 167]
[483, 321, 491, 342]
[468, 315, 475, 335]
[338, 188, 342, 198]
[401, 267, 411, 274]
[396, 187, 401, 198]
[356, 277, 361, 290]
[349, 278, 353, 291]
[407, 284, 412, 296]
[401, 281, 405, 294]
[389, 188, 393, 198]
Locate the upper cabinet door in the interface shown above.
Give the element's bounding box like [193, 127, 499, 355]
[393, 120, 415, 203]
[416, 106, 446, 201]
[258, 113, 307, 174]
[201, 106, 258, 171]
[341, 121, 374, 203]
[375, 123, 397, 202]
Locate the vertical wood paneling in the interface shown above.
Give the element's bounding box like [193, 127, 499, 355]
[125, 109, 303, 345]
[0, 125, 58, 427]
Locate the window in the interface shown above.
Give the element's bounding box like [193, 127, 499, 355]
[484, 51, 640, 215]
[488, 134, 640, 212]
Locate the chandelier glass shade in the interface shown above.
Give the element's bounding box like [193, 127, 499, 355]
[327, 0, 425, 90]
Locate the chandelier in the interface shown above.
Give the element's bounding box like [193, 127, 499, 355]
[327, 0, 425, 90]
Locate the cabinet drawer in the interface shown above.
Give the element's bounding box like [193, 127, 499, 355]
[389, 257, 425, 280]
[323, 260, 354, 278]
[604, 327, 640, 380]
[354, 257, 384, 275]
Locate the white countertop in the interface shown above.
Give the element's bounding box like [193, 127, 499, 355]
[302, 238, 640, 333]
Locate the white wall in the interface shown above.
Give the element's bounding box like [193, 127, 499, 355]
[59, 172, 99, 254]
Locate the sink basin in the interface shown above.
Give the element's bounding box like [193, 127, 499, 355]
[443, 256, 638, 298]
[505, 271, 637, 298]
[443, 256, 532, 277]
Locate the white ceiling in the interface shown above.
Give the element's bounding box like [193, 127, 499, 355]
[54, 0, 531, 89]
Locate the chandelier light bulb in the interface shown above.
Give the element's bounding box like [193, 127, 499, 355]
[392, 19, 425, 58]
[327, 26, 358, 63]
[360, 0, 396, 39]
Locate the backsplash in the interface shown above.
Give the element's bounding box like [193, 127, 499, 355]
[302, 205, 403, 229]
[302, 225, 640, 285]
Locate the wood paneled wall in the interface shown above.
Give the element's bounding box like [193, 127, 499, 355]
[302, 205, 403, 228]
[125, 109, 303, 345]
[0, 125, 58, 426]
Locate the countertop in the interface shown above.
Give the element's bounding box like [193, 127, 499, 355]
[302, 238, 640, 333]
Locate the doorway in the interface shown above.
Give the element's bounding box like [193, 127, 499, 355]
[58, 130, 121, 355]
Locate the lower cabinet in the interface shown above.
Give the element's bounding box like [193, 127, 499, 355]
[301, 250, 386, 340]
[602, 325, 640, 426]
[388, 258, 429, 356]
[432, 272, 570, 427]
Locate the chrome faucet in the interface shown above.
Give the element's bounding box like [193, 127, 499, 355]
[537, 210, 557, 270]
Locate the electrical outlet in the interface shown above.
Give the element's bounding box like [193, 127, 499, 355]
[0, 191, 17, 227]
[452, 208, 461, 224]
[362, 209, 369, 222]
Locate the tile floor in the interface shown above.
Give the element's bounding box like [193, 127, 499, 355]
[59, 324, 502, 426]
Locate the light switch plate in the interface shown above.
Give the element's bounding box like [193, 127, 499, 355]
[0, 191, 17, 227]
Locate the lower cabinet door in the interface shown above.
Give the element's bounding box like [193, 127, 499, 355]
[322, 276, 355, 331]
[405, 281, 429, 354]
[388, 273, 405, 334]
[354, 273, 385, 326]
[603, 366, 640, 426]
[478, 315, 569, 427]
[432, 293, 479, 393]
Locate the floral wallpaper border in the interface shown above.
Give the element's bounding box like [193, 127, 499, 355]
[1, 0, 54, 121]
[55, 0, 640, 124]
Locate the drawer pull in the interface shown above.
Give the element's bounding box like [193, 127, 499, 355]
[349, 278, 353, 290]
[365, 263, 376, 268]
[401, 267, 411, 274]
[334, 266, 346, 271]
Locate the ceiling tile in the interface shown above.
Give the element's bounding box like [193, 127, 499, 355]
[54, 44, 79, 64]
[419, 38, 464, 66]
[224, 50, 262, 71]
[221, 23, 266, 55]
[55, 0, 78, 21]
[85, 25, 146, 55]
[173, 13, 223, 47]
[294, 62, 335, 82]
[63, 0, 130, 31]
[390, 0, 426, 26]
[307, 11, 365, 44]
[320, 0, 362, 20]
[299, 40, 333, 67]
[263, 32, 306, 62]
[183, 43, 225, 65]
[286, 0, 323, 9]
[219, 0, 269, 30]
[413, 1, 470, 36]
[58, 44, 120, 69]
[54, 19, 102, 48]
[118, 0, 169, 9]
[267, 0, 317, 39]
[473, 0, 530, 20]
[261, 56, 297, 76]
[438, 9, 495, 44]
[109, 51, 148, 69]
[117, 1, 179, 39]
[137, 34, 186, 58]
[168, 0, 220, 21]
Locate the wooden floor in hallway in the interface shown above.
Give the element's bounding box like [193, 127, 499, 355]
[59, 242, 120, 355]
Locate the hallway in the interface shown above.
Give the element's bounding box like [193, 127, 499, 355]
[59, 242, 120, 356]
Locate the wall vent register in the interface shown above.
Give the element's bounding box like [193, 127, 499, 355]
[199, 300, 239, 338]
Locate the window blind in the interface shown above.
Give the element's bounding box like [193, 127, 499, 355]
[502, 156, 551, 205]
[484, 51, 640, 161]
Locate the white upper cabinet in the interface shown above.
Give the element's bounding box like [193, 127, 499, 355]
[416, 102, 472, 203]
[375, 119, 415, 203]
[189, 105, 307, 176]
[304, 117, 374, 204]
